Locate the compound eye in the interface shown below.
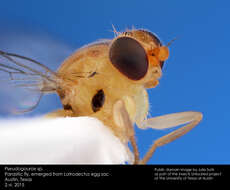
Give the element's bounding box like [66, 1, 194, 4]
[109, 37, 148, 80]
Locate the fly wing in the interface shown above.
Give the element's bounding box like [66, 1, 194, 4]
[0, 30, 74, 114]
[0, 50, 59, 113]
[0, 50, 57, 90]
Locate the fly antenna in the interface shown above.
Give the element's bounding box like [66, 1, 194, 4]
[166, 37, 178, 47]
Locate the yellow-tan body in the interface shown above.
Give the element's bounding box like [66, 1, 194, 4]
[46, 30, 164, 142]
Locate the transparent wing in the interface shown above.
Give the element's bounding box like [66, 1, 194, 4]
[0, 30, 74, 114]
[0, 50, 58, 91]
[0, 49, 59, 113]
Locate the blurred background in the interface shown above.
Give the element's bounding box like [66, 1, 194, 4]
[0, 0, 229, 164]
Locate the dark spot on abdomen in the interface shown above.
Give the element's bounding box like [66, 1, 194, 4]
[63, 104, 73, 111]
[91, 89, 105, 112]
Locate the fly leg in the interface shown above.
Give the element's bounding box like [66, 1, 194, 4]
[113, 100, 140, 164]
[139, 111, 203, 164]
